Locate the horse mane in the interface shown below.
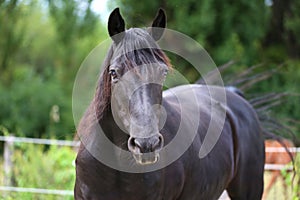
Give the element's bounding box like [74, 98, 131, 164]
[78, 28, 171, 136]
[94, 45, 114, 121]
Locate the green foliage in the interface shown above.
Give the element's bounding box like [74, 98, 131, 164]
[0, 0, 107, 138]
[0, 66, 73, 138]
[284, 1, 300, 48]
[115, 0, 268, 65]
[0, 144, 76, 200]
[281, 155, 300, 199]
[0, 0, 29, 73]
[249, 61, 300, 139]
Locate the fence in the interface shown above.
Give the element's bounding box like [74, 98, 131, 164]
[0, 135, 299, 197]
[0, 135, 79, 197]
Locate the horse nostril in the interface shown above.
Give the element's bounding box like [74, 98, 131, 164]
[128, 137, 139, 152]
[154, 134, 164, 151]
[128, 137, 146, 154]
[127, 134, 164, 153]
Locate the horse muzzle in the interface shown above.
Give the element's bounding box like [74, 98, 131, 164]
[128, 134, 164, 165]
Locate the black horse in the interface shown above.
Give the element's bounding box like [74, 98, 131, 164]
[75, 8, 265, 199]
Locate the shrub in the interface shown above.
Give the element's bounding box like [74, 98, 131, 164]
[0, 143, 76, 200]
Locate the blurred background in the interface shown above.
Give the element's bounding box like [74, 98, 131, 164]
[0, 0, 299, 199]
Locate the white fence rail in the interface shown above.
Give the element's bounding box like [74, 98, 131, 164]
[265, 147, 300, 153]
[0, 136, 299, 196]
[0, 135, 80, 147]
[0, 186, 73, 196]
[0, 135, 78, 196]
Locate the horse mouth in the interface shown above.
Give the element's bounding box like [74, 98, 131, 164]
[132, 152, 159, 165]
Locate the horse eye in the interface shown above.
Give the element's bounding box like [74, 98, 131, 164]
[163, 69, 169, 76]
[109, 69, 118, 80]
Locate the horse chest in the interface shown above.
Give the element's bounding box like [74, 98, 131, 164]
[116, 170, 183, 200]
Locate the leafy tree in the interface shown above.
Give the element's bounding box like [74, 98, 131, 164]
[47, 0, 101, 82]
[114, 0, 268, 65]
[284, 0, 300, 58]
[0, 0, 31, 82]
[0, 0, 106, 138]
[264, 0, 300, 59]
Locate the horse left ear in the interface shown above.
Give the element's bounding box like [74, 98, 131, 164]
[108, 8, 125, 43]
[150, 8, 166, 41]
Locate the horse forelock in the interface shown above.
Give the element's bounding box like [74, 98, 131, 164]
[113, 28, 171, 70]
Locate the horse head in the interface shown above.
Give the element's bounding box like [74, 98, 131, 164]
[107, 8, 170, 165]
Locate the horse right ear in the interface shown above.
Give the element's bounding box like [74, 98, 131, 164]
[108, 8, 125, 43]
[150, 8, 166, 41]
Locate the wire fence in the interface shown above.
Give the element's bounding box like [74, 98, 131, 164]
[0, 135, 299, 196]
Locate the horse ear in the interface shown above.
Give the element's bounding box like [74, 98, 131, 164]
[108, 8, 125, 43]
[150, 8, 166, 41]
